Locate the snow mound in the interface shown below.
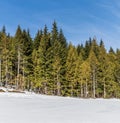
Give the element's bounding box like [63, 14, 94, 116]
[0, 87, 7, 92]
[0, 87, 26, 93]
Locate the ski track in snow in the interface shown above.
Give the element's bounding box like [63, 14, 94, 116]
[0, 92, 120, 123]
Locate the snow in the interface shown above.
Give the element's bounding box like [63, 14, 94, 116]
[0, 87, 8, 92]
[0, 93, 120, 123]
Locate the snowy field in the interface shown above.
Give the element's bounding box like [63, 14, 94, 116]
[0, 93, 120, 123]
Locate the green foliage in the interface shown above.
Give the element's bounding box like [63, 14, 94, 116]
[0, 22, 120, 98]
[65, 43, 78, 96]
[34, 30, 42, 50]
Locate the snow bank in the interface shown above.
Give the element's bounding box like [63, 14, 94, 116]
[0, 93, 120, 123]
[0, 87, 8, 92]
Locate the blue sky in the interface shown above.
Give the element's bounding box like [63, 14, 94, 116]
[0, 0, 120, 50]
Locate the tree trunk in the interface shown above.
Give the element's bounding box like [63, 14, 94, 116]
[103, 81, 106, 98]
[0, 59, 2, 86]
[81, 82, 83, 97]
[44, 82, 47, 94]
[57, 81, 61, 96]
[5, 59, 8, 87]
[93, 69, 96, 98]
[85, 80, 88, 98]
[57, 74, 61, 96]
[17, 48, 20, 89]
[71, 84, 73, 97]
[22, 59, 25, 90]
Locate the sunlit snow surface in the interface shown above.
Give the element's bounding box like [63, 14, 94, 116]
[0, 92, 120, 123]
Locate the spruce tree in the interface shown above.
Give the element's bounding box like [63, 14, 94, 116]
[88, 49, 99, 98]
[80, 60, 91, 98]
[34, 30, 42, 50]
[66, 43, 78, 96]
[97, 41, 108, 98]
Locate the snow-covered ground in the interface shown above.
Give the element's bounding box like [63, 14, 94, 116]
[0, 92, 120, 123]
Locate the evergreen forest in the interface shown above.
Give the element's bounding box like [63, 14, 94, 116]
[0, 21, 120, 98]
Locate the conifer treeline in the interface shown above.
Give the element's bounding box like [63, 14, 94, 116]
[0, 22, 120, 98]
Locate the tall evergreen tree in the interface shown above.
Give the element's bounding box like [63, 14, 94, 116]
[66, 43, 78, 96]
[34, 30, 42, 50]
[80, 60, 91, 98]
[88, 49, 99, 98]
[97, 41, 108, 98]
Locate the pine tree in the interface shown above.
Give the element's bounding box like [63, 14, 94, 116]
[13, 27, 33, 90]
[32, 25, 51, 94]
[14, 25, 23, 89]
[97, 41, 108, 98]
[88, 49, 99, 98]
[107, 49, 118, 97]
[74, 53, 83, 97]
[80, 60, 91, 98]
[83, 38, 92, 59]
[115, 49, 120, 83]
[34, 30, 42, 50]
[1, 31, 9, 87]
[66, 43, 78, 96]
[22, 29, 33, 90]
[46, 22, 67, 96]
[58, 29, 67, 96]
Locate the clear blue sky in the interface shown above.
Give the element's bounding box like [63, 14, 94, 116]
[0, 0, 120, 50]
